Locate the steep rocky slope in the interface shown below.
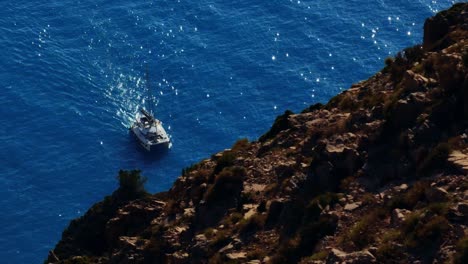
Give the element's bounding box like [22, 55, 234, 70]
[47, 4, 468, 263]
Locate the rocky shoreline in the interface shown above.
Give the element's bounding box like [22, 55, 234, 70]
[47, 3, 468, 263]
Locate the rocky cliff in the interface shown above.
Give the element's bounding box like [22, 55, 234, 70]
[47, 4, 468, 264]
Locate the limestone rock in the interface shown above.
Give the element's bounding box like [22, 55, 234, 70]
[344, 202, 361, 211]
[167, 251, 189, 264]
[391, 208, 411, 225]
[327, 248, 376, 263]
[226, 251, 247, 260]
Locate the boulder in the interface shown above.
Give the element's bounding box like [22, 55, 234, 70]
[226, 252, 247, 260]
[403, 70, 429, 92]
[105, 202, 162, 247]
[391, 93, 428, 128]
[344, 202, 361, 211]
[391, 209, 411, 225]
[275, 161, 296, 181]
[167, 251, 189, 264]
[327, 248, 376, 263]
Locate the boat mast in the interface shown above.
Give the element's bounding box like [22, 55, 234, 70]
[145, 64, 154, 115]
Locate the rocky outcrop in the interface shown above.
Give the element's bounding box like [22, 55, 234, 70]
[47, 4, 468, 264]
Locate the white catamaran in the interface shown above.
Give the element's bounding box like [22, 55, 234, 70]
[130, 69, 171, 151]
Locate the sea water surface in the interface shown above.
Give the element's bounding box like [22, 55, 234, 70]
[0, 0, 462, 262]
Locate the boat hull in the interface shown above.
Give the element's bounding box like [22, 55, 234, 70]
[131, 125, 170, 151]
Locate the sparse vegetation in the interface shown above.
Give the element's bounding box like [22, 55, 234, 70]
[343, 208, 386, 249]
[204, 166, 245, 204]
[238, 214, 267, 235]
[418, 143, 451, 176]
[272, 214, 338, 263]
[117, 169, 148, 200]
[301, 102, 324, 113]
[307, 250, 329, 261]
[259, 110, 293, 142]
[181, 163, 200, 176]
[231, 138, 250, 153]
[213, 151, 236, 175]
[401, 213, 449, 249]
[47, 5, 468, 263]
[209, 229, 231, 249]
[387, 181, 429, 210]
[454, 236, 468, 264]
[221, 212, 243, 227]
[463, 51, 468, 68]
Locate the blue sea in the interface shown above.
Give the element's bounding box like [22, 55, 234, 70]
[0, 0, 462, 262]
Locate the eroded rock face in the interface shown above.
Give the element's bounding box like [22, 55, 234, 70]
[47, 4, 468, 264]
[423, 3, 468, 50]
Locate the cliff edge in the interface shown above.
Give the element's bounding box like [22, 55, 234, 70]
[47, 4, 468, 264]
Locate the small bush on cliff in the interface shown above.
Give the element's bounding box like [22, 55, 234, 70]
[181, 163, 200, 176]
[231, 138, 250, 153]
[303, 192, 341, 223]
[387, 181, 429, 210]
[238, 214, 267, 235]
[401, 213, 449, 249]
[301, 102, 323, 113]
[463, 51, 468, 68]
[213, 151, 236, 175]
[418, 143, 451, 176]
[376, 230, 406, 261]
[272, 214, 338, 263]
[62, 256, 93, 264]
[204, 166, 245, 204]
[385, 57, 394, 67]
[387, 45, 423, 83]
[343, 208, 386, 249]
[454, 236, 468, 264]
[117, 170, 148, 200]
[259, 110, 293, 142]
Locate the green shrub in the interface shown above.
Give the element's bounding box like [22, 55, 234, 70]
[463, 51, 468, 68]
[213, 151, 236, 175]
[307, 251, 329, 261]
[273, 214, 338, 263]
[454, 236, 468, 264]
[203, 228, 215, 238]
[385, 57, 394, 67]
[181, 163, 200, 176]
[403, 45, 424, 63]
[238, 214, 267, 235]
[426, 202, 449, 215]
[389, 53, 407, 83]
[221, 212, 243, 227]
[145, 225, 167, 263]
[375, 241, 405, 262]
[259, 110, 293, 142]
[387, 181, 429, 210]
[204, 167, 245, 204]
[418, 143, 451, 176]
[209, 230, 230, 249]
[301, 103, 324, 113]
[231, 138, 250, 153]
[303, 192, 341, 223]
[345, 209, 386, 249]
[117, 170, 148, 199]
[401, 214, 449, 249]
[271, 237, 300, 264]
[338, 94, 359, 111]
